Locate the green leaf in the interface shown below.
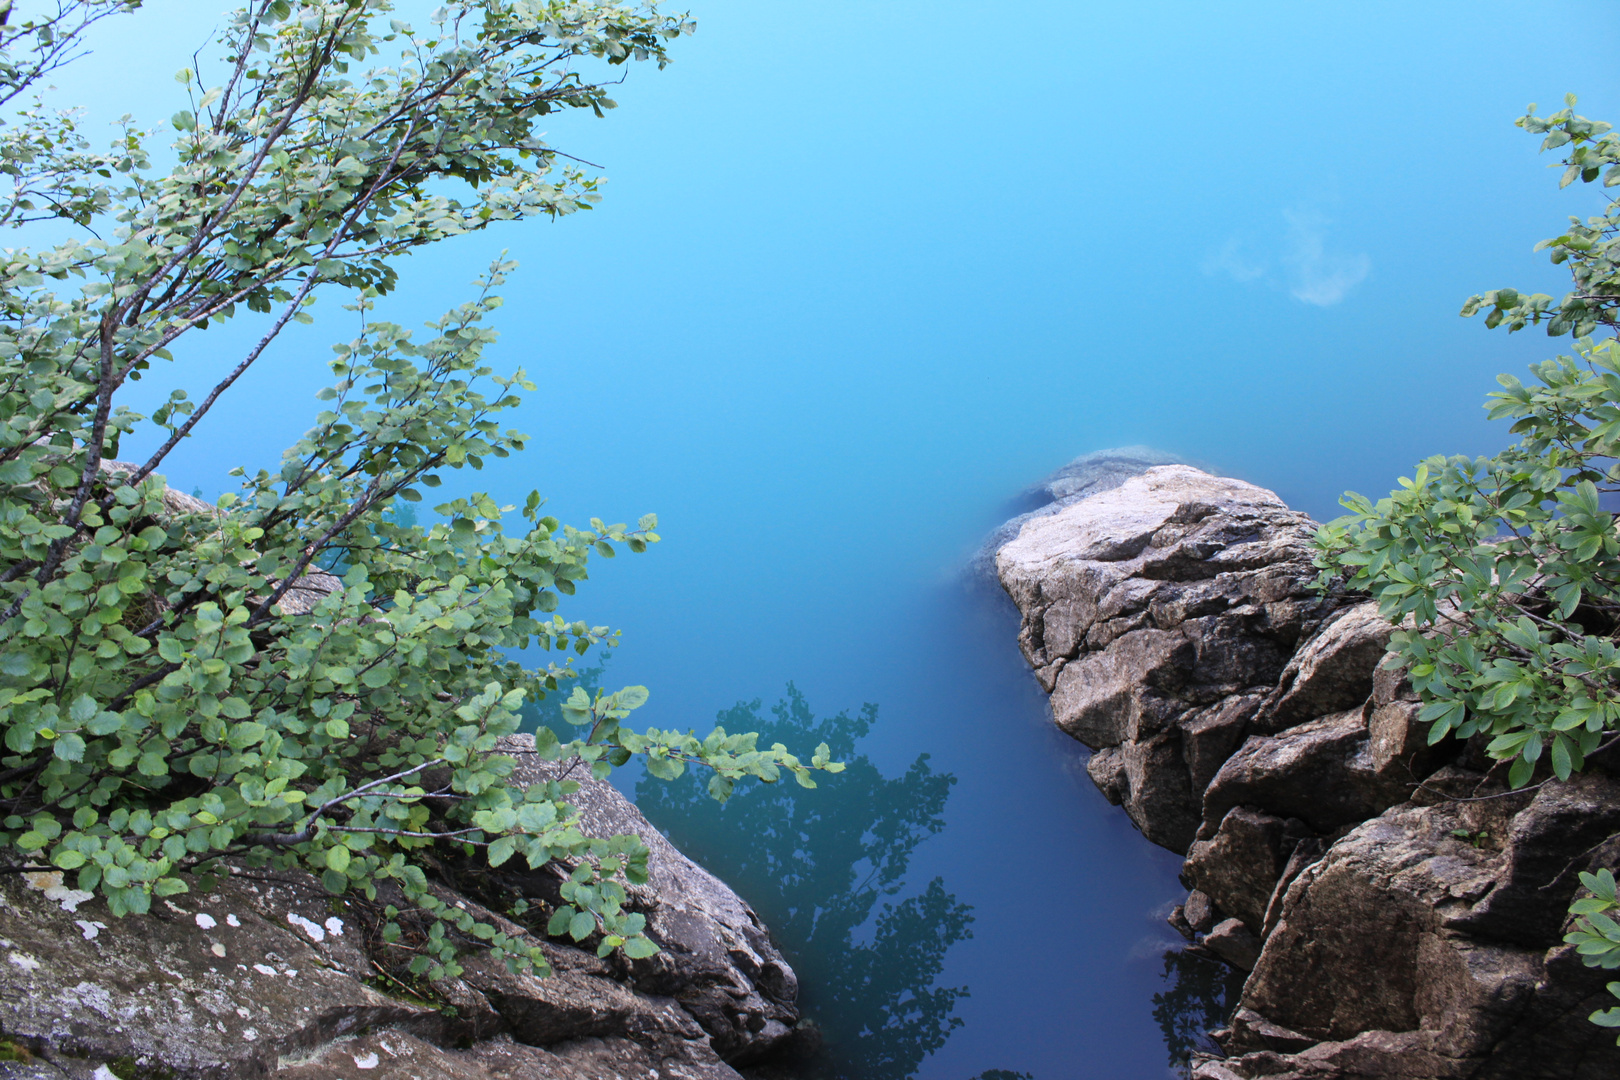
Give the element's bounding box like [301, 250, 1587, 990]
[326, 845, 351, 874]
[53, 733, 85, 762]
[50, 848, 86, 870]
[621, 935, 659, 959]
[568, 910, 595, 941]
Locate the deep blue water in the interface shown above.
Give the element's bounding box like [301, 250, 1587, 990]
[34, 1, 1620, 1077]
[527, 573, 1235, 1080]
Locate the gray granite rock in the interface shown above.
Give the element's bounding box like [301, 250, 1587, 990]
[495, 736, 799, 1064]
[996, 461, 1620, 1079]
[967, 446, 1187, 581]
[0, 741, 801, 1080]
[997, 464, 1336, 851]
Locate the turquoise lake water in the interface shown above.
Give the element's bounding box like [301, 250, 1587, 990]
[37, 0, 1620, 1076]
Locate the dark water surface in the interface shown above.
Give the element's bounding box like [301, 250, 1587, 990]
[628, 583, 1233, 1080]
[534, 570, 1242, 1080]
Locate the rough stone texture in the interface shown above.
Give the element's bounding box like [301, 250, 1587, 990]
[1185, 807, 1296, 932]
[275, 1028, 741, 1080]
[1204, 918, 1263, 971]
[1199, 708, 1412, 839]
[495, 735, 798, 1064]
[996, 462, 1620, 1079]
[0, 745, 802, 1080]
[997, 465, 1336, 851]
[1222, 788, 1620, 1078]
[968, 446, 1187, 580]
[0, 867, 447, 1079]
[1184, 889, 1219, 934]
[1250, 603, 1392, 734]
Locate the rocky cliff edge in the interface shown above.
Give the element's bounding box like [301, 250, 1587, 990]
[996, 464, 1620, 1080]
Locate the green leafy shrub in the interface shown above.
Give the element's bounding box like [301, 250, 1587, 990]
[1315, 97, 1620, 788]
[0, 0, 838, 980]
[1566, 868, 1620, 1041]
[1315, 94, 1620, 1044]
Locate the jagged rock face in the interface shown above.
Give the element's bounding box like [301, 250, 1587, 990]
[1184, 807, 1302, 933]
[1213, 774, 1620, 1079]
[997, 465, 1337, 851]
[495, 736, 799, 1063]
[0, 743, 799, 1079]
[995, 463, 1620, 1079]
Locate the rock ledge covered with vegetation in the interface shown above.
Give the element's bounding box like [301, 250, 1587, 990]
[0, 736, 800, 1080]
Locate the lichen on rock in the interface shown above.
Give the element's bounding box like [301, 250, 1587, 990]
[0, 750, 801, 1080]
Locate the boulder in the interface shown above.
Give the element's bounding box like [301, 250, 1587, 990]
[1220, 793, 1620, 1078]
[0, 741, 804, 1079]
[1199, 709, 1412, 839]
[495, 737, 799, 1063]
[1444, 769, 1620, 946]
[275, 1027, 740, 1080]
[968, 446, 1187, 580]
[1184, 807, 1297, 932]
[1250, 603, 1392, 734]
[1184, 889, 1220, 934]
[1204, 918, 1263, 971]
[997, 465, 1335, 848]
[0, 867, 448, 1079]
[1244, 802, 1524, 1043]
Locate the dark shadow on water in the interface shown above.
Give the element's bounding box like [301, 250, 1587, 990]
[1153, 948, 1246, 1076]
[631, 684, 974, 1080]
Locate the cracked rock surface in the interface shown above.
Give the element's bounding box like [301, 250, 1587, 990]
[995, 462, 1620, 1079]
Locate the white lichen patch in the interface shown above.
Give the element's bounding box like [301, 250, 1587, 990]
[210, 943, 227, 958]
[75, 919, 106, 940]
[253, 963, 277, 976]
[23, 871, 94, 913]
[324, 916, 345, 937]
[226, 914, 241, 927]
[287, 912, 326, 942]
[285, 968, 298, 977]
[91, 1066, 119, 1080]
[49, 886, 93, 913]
[194, 912, 217, 929]
[354, 1051, 379, 1069]
[8, 951, 40, 971]
[68, 981, 113, 1017]
[243, 1028, 259, 1042]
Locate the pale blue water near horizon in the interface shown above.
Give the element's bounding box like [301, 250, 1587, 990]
[38, 1, 1620, 1076]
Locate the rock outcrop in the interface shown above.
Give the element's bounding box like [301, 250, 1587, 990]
[968, 446, 1187, 581]
[0, 738, 799, 1080]
[997, 464, 1337, 852]
[995, 464, 1620, 1079]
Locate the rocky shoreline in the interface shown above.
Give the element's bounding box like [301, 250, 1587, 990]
[995, 462, 1620, 1079]
[0, 733, 800, 1080]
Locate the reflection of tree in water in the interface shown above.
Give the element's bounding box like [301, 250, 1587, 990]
[633, 684, 974, 1080]
[1153, 948, 1245, 1076]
